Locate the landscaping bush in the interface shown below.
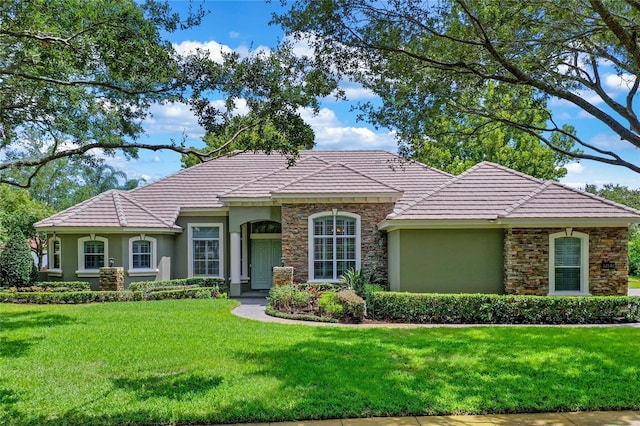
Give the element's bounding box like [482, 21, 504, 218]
[0, 287, 217, 304]
[339, 268, 379, 297]
[10, 281, 91, 292]
[129, 278, 228, 294]
[335, 289, 366, 323]
[368, 292, 640, 324]
[318, 291, 343, 319]
[267, 284, 312, 313]
[0, 233, 35, 288]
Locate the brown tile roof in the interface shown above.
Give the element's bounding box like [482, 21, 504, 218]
[34, 190, 179, 229]
[390, 162, 640, 221]
[36, 151, 450, 229]
[36, 155, 640, 231]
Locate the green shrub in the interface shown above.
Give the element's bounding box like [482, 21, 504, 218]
[265, 305, 338, 323]
[0, 233, 35, 288]
[267, 284, 312, 313]
[335, 290, 366, 323]
[0, 287, 217, 304]
[13, 281, 91, 292]
[298, 282, 340, 292]
[129, 278, 228, 294]
[369, 292, 640, 324]
[318, 291, 343, 319]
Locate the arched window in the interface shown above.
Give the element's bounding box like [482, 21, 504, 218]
[76, 236, 108, 276]
[128, 236, 158, 276]
[549, 230, 589, 295]
[308, 211, 361, 281]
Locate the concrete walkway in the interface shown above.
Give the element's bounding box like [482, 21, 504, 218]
[227, 411, 640, 425]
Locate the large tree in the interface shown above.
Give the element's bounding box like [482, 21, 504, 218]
[0, 0, 336, 187]
[276, 0, 640, 178]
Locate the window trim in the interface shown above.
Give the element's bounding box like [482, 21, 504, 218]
[127, 235, 158, 277]
[548, 230, 590, 296]
[48, 236, 62, 276]
[187, 223, 224, 278]
[308, 211, 361, 282]
[76, 235, 108, 277]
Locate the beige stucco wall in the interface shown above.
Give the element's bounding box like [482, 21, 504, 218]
[389, 228, 505, 293]
[504, 227, 629, 295]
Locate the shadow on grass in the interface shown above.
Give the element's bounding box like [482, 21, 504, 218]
[226, 325, 640, 421]
[0, 311, 76, 359]
[112, 372, 223, 401]
[0, 310, 76, 332]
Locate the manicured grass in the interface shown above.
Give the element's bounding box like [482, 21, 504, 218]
[2, 300, 640, 425]
[629, 275, 640, 288]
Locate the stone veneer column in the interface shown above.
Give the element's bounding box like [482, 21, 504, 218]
[273, 266, 294, 286]
[281, 202, 393, 284]
[504, 227, 628, 296]
[99, 267, 124, 291]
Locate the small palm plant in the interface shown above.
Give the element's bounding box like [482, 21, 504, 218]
[339, 268, 374, 297]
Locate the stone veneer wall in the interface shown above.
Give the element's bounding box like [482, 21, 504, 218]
[504, 227, 628, 296]
[281, 202, 393, 284]
[99, 267, 125, 291]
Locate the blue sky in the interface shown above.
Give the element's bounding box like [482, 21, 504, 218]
[117, 0, 640, 190]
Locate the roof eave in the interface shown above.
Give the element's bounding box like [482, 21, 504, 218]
[34, 225, 183, 234]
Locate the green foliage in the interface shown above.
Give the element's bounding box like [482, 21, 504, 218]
[267, 284, 312, 313]
[276, 1, 640, 174]
[335, 290, 366, 323]
[317, 291, 344, 319]
[339, 268, 378, 298]
[8, 282, 91, 292]
[265, 305, 339, 323]
[129, 277, 227, 292]
[630, 227, 640, 276]
[369, 292, 640, 324]
[0, 287, 218, 304]
[0, 233, 35, 288]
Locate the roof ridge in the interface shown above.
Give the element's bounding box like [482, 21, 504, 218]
[333, 161, 403, 192]
[500, 181, 553, 218]
[112, 192, 128, 227]
[273, 160, 338, 192]
[118, 191, 179, 228]
[219, 155, 326, 197]
[479, 161, 545, 184]
[48, 189, 121, 225]
[388, 162, 483, 218]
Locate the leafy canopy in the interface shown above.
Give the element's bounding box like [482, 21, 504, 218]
[276, 0, 640, 177]
[1, 0, 337, 187]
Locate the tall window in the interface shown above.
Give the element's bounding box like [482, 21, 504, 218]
[309, 212, 360, 281]
[549, 231, 589, 295]
[132, 240, 151, 268]
[50, 237, 61, 270]
[77, 236, 108, 274]
[189, 224, 223, 278]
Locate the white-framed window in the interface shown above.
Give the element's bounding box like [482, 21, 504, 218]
[188, 224, 224, 278]
[128, 236, 158, 276]
[48, 236, 62, 276]
[549, 230, 589, 296]
[76, 235, 108, 276]
[308, 211, 361, 281]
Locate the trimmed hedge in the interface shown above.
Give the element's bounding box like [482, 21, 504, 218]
[6, 281, 91, 292]
[129, 277, 227, 292]
[265, 305, 339, 323]
[0, 287, 216, 304]
[368, 292, 640, 324]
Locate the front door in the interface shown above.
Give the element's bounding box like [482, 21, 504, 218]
[251, 239, 282, 289]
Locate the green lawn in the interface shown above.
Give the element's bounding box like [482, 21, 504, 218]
[630, 276, 640, 288]
[2, 300, 640, 426]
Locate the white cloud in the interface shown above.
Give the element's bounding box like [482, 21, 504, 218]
[173, 40, 233, 64]
[604, 73, 636, 92]
[300, 108, 397, 151]
[144, 102, 205, 139]
[588, 132, 632, 151]
[564, 162, 584, 174]
[229, 31, 240, 39]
